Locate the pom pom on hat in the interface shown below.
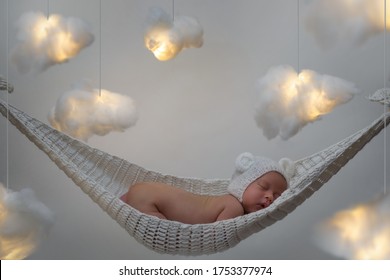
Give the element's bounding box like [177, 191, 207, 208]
[227, 152, 296, 202]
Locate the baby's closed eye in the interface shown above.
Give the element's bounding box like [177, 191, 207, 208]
[257, 183, 269, 190]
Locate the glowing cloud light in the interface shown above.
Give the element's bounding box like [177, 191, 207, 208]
[0, 183, 55, 260]
[11, 11, 94, 73]
[305, 0, 390, 48]
[48, 82, 138, 141]
[254, 65, 357, 140]
[144, 7, 203, 61]
[314, 193, 390, 259]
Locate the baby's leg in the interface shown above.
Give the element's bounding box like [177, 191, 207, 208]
[147, 211, 167, 220]
[123, 182, 170, 220]
[121, 192, 167, 219]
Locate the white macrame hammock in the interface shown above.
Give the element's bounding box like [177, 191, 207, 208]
[0, 96, 389, 256]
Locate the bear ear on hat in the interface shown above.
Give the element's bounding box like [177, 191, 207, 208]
[235, 152, 255, 173]
[278, 157, 296, 180]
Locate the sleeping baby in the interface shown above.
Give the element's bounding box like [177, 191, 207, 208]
[120, 152, 295, 224]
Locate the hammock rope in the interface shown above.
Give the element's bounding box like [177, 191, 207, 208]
[0, 76, 13, 93]
[0, 97, 389, 255]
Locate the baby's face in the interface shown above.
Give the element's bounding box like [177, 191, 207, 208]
[241, 171, 287, 214]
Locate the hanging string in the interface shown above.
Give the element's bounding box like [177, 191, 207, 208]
[5, 0, 10, 190]
[47, 0, 50, 19]
[99, 0, 102, 96]
[172, 0, 175, 21]
[297, 0, 300, 74]
[384, 0, 388, 195]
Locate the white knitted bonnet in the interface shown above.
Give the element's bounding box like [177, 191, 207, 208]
[227, 152, 296, 202]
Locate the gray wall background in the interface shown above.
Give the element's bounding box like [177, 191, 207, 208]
[0, 0, 389, 259]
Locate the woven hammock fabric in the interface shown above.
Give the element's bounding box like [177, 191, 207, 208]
[0, 98, 389, 255]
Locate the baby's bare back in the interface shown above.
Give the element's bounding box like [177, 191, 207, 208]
[126, 182, 243, 224]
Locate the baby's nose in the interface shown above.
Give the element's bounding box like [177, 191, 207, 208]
[265, 194, 273, 202]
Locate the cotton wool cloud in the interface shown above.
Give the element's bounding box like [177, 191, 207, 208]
[48, 83, 138, 141]
[254, 65, 357, 140]
[0, 183, 55, 260]
[305, 0, 390, 48]
[144, 7, 203, 61]
[11, 11, 94, 73]
[314, 193, 390, 260]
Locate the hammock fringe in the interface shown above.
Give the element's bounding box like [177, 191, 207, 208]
[0, 98, 389, 255]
